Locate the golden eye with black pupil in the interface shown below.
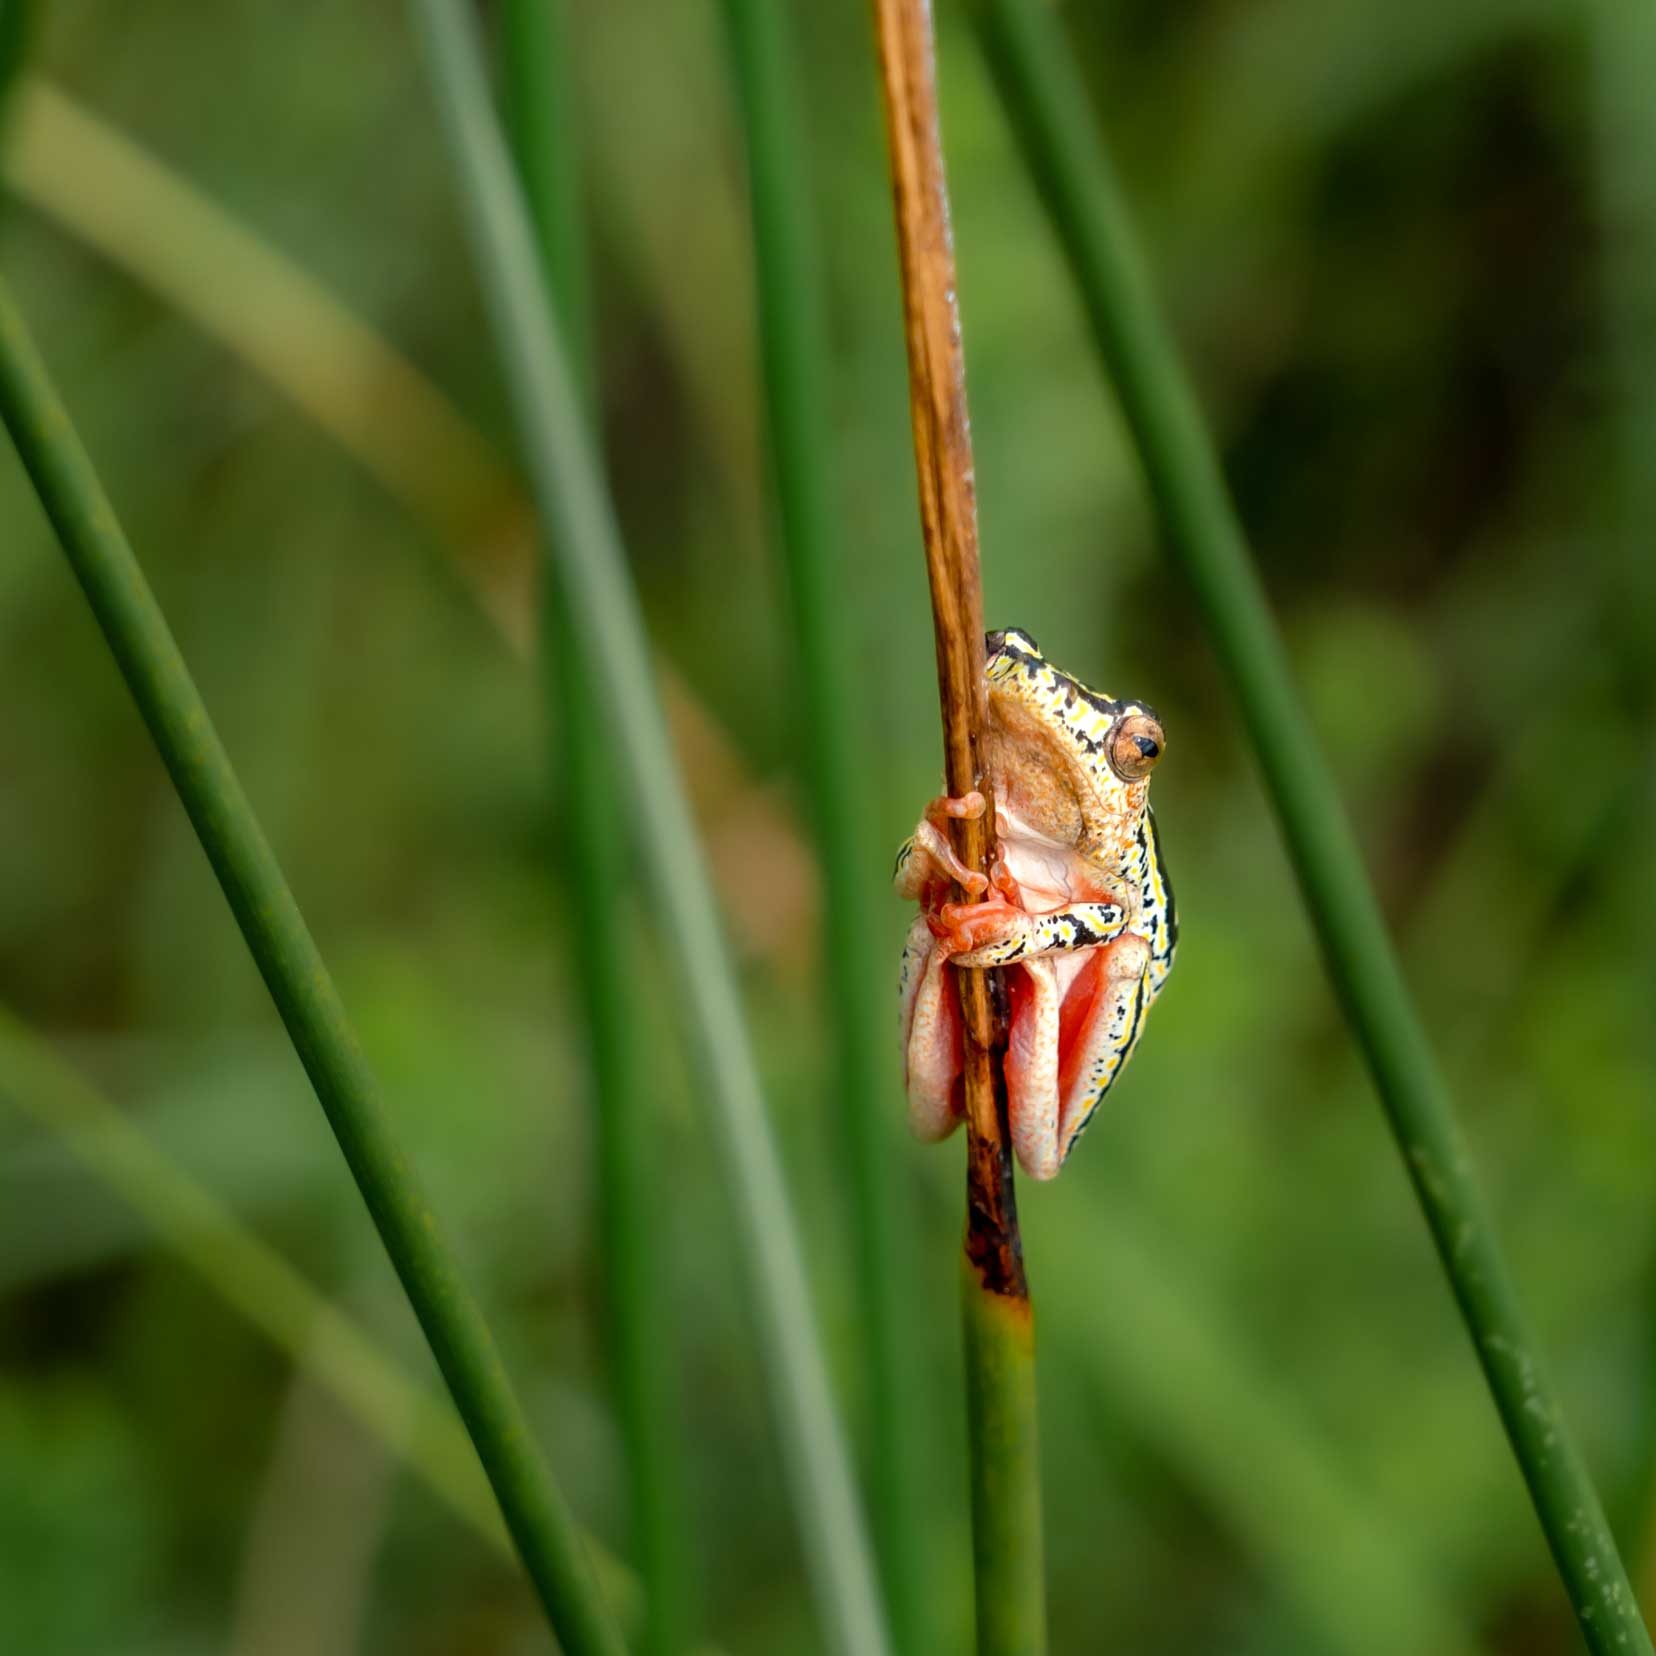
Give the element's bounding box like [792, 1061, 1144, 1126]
[1108, 713, 1165, 781]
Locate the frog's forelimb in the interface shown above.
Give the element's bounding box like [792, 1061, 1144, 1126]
[892, 792, 991, 901]
[934, 896, 1129, 967]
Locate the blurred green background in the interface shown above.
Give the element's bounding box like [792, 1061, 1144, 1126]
[2, 0, 1654, 1651]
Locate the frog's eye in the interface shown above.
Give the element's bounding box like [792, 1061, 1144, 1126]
[1108, 713, 1165, 782]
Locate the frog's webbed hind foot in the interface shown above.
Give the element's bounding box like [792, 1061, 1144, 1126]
[899, 914, 964, 1144]
[1004, 933, 1150, 1181]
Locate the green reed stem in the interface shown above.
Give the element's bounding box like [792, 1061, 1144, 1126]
[715, 0, 929, 1647]
[1586, 0, 1656, 1589]
[960, 1266, 1045, 1656]
[0, 0, 31, 122]
[501, 5, 691, 1651]
[500, 0, 591, 363]
[969, 3, 1650, 1649]
[0, 278, 625, 1656]
[407, 4, 891, 1652]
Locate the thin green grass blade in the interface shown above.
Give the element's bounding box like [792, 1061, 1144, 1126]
[404, 5, 891, 1653]
[1061, 1204, 1481, 1656]
[968, 3, 1651, 1650]
[0, 1005, 510, 1551]
[1587, 0, 1656, 1586]
[0, 1007, 593, 1569]
[0, 278, 626, 1656]
[714, 0, 930, 1648]
[500, 5, 692, 1650]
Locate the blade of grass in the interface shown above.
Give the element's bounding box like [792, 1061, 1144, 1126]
[714, 0, 930, 1648]
[404, 4, 892, 1652]
[0, 77, 529, 633]
[968, 2, 1651, 1649]
[0, 278, 626, 1656]
[0, 1, 31, 124]
[1, 79, 819, 975]
[869, 2, 1045, 1651]
[1587, 0, 1656, 1585]
[0, 1006, 505, 1551]
[500, 6, 692, 1652]
[1059, 1201, 1483, 1656]
[0, 1003, 654, 1626]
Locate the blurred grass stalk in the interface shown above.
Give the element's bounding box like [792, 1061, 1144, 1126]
[714, 0, 930, 1649]
[870, 1, 1046, 1650]
[499, 3, 691, 1651]
[1, 80, 820, 966]
[1061, 1205, 1481, 1656]
[0, 281, 627, 1656]
[1586, 0, 1656, 1592]
[968, 1, 1652, 1650]
[0, 77, 530, 635]
[0, 1006, 513, 1560]
[405, 2, 893, 1652]
[0, 0, 31, 123]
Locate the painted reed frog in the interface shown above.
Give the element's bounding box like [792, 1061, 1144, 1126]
[895, 628, 1176, 1180]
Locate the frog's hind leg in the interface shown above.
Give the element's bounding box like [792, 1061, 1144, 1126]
[900, 915, 963, 1143]
[1054, 934, 1152, 1165]
[1006, 958, 1062, 1180]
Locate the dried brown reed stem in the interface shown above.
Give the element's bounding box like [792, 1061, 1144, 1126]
[870, 0, 1025, 1300]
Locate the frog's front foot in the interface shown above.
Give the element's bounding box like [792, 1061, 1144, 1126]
[932, 789, 986, 822]
[932, 894, 1030, 966]
[894, 811, 989, 902]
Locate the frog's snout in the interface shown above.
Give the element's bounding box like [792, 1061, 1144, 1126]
[985, 626, 1041, 660]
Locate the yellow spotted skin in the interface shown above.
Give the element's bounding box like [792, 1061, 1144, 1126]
[983, 626, 1177, 991]
[896, 627, 1178, 1178]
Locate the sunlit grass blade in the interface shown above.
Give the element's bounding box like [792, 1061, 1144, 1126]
[500, 4, 692, 1651]
[715, 0, 929, 1646]
[0, 278, 626, 1656]
[1, 75, 818, 970]
[968, 2, 1651, 1650]
[405, 3, 892, 1652]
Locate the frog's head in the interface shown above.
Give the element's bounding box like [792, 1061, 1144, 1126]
[985, 626, 1044, 665]
[984, 626, 1165, 788]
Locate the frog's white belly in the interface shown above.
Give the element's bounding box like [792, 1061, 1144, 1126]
[998, 814, 1132, 1000]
